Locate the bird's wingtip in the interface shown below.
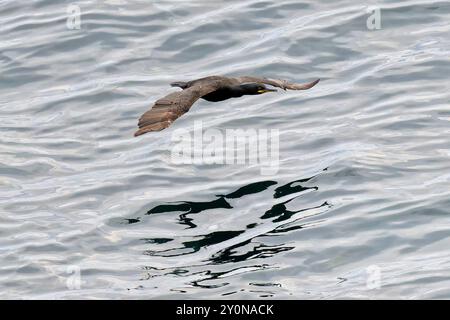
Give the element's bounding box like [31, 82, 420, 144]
[134, 127, 149, 137]
[306, 78, 320, 89]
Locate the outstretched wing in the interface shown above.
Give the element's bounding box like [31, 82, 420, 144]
[234, 76, 320, 91]
[135, 83, 220, 137]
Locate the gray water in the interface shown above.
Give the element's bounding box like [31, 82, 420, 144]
[1, 0, 450, 299]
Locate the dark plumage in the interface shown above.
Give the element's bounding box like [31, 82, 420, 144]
[134, 76, 320, 137]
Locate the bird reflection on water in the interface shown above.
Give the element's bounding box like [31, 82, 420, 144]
[126, 169, 329, 253]
[125, 168, 331, 295]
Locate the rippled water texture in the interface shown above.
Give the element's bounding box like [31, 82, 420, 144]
[1, 0, 450, 299]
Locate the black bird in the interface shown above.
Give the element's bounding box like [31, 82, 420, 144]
[135, 75, 320, 137]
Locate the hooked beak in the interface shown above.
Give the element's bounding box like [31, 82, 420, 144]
[258, 88, 277, 94]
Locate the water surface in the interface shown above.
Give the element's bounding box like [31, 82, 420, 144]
[1, 0, 450, 299]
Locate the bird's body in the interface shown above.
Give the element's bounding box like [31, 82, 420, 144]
[134, 75, 319, 137]
[170, 76, 260, 102]
[201, 87, 240, 102]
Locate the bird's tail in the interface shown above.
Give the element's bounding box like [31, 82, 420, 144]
[170, 81, 189, 89]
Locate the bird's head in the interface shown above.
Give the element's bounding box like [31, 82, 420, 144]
[240, 83, 278, 95]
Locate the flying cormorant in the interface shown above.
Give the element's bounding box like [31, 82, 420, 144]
[135, 76, 320, 137]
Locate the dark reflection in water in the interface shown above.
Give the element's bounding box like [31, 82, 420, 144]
[133, 169, 331, 294]
[148, 196, 233, 215]
[221, 180, 278, 199]
[274, 172, 323, 198]
[145, 180, 280, 228]
[261, 198, 329, 222]
[144, 230, 245, 257]
[138, 169, 326, 219]
[148, 197, 233, 228]
[210, 241, 295, 264]
[190, 264, 274, 289]
[140, 238, 173, 244]
[133, 168, 328, 253]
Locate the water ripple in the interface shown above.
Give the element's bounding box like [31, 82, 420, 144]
[1, 0, 450, 299]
